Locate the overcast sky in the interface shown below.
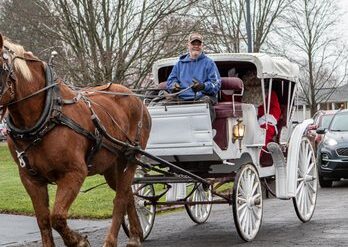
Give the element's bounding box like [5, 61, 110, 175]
[338, 0, 348, 39]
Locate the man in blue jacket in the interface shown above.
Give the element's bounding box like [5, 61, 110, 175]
[166, 33, 221, 121]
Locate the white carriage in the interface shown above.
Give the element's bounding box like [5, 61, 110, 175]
[124, 53, 318, 242]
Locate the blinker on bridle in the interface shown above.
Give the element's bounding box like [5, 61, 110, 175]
[0, 46, 16, 96]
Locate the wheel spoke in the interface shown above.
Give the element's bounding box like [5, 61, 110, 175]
[237, 202, 247, 212]
[307, 162, 314, 175]
[296, 180, 304, 195]
[307, 182, 316, 193]
[251, 206, 260, 221]
[251, 181, 258, 196]
[305, 185, 314, 205]
[238, 196, 247, 203]
[247, 210, 252, 236]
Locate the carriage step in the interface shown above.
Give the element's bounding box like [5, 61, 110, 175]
[267, 142, 288, 199]
[267, 142, 286, 168]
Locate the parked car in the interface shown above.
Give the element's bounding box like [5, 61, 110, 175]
[316, 109, 348, 187]
[307, 110, 337, 152]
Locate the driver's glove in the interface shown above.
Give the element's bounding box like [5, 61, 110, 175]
[172, 82, 181, 93]
[192, 81, 205, 93]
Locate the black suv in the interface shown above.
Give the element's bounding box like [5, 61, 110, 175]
[317, 109, 348, 187]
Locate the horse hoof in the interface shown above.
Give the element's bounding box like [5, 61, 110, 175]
[102, 241, 115, 247]
[77, 235, 91, 247]
[126, 237, 141, 247]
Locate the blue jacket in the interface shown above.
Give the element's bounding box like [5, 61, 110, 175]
[166, 52, 221, 100]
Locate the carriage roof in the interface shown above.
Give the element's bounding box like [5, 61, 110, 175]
[152, 53, 299, 83]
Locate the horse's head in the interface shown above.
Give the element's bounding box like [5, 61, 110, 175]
[0, 34, 17, 106]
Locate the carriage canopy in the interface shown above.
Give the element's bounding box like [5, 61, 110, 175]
[152, 53, 299, 83]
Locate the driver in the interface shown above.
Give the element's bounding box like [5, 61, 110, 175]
[166, 32, 221, 121]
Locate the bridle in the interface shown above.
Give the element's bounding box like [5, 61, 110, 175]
[0, 46, 45, 110]
[0, 46, 16, 100]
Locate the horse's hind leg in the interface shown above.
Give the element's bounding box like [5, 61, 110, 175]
[126, 190, 143, 246]
[19, 173, 55, 247]
[103, 161, 141, 247]
[51, 170, 89, 247]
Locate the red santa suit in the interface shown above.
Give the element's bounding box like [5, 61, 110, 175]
[257, 90, 281, 148]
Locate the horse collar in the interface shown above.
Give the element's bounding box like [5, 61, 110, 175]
[6, 64, 60, 140]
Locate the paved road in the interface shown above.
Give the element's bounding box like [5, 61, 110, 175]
[7, 180, 348, 247]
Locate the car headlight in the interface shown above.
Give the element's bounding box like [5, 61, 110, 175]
[324, 137, 338, 146]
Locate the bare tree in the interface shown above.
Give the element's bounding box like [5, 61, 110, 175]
[0, 0, 55, 58]
[35, 0, 198, 87]
[277, 0, 348, 116]
[196, 0, 291, 53]
[196, 0, 244, 53]
[0, 0, 199, 87]
[251, 0, 291, 52]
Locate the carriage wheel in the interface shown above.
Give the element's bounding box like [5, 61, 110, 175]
[232, 164, 263, 242]
[122, 169, 156, 240]
[293, 137, 318, 222]
[185, 183, 212, 224]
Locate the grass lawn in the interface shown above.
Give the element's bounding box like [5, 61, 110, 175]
[0, 144, 233, 219]
[0, 144, 115, 219]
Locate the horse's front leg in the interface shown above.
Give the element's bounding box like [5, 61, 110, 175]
[103, 161, 140, 247]
[51, 169, 89, 247]
[19, 172, 55, 247]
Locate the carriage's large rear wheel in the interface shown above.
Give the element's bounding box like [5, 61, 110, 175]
[185, 183, 212, 224]
[232, 164, 263, 242]
[293, 137, 318, 222]
[122, 169, 156, 240]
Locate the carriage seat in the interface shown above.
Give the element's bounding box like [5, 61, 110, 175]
[215, 77, 244, 118]
[219, 77, 244, 102]
[213, 77, 244, 150]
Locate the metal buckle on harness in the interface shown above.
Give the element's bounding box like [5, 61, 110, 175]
[16, 150, 26, 168]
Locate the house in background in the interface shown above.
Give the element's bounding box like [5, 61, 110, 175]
[292, 83, 348, 122]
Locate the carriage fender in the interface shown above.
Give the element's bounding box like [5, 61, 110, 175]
[286, 119, 314, 198]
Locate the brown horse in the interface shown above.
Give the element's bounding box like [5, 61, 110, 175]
[0, 34, 151, 247]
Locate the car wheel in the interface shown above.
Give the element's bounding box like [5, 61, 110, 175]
[319, 175, 333, 188]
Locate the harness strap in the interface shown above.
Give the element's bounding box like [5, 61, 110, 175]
[4, 82, 59, 107]
[54, 112, 120, 161]
[54, 113, 95, 141]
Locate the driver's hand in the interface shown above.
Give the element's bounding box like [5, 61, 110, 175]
[172, 82, 181, 93]
[192, 81, 205, 92]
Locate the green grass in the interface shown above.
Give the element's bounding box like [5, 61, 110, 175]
[0, 145, 115, 218]
[0, 144, 233, 219]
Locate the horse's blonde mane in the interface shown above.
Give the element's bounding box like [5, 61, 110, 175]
[3, 39, 33, 81]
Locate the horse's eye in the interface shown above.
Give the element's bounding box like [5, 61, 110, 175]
[2, 52, 9, 60]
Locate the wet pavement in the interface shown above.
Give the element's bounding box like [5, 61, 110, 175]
[3, 180, 348, 247]
[0, 214, 110, 246]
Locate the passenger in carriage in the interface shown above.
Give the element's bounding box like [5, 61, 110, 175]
[166, 32, 221, 121]
[258, 83, 281, 150]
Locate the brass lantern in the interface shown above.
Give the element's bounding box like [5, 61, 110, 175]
[232, 119, 245, 151]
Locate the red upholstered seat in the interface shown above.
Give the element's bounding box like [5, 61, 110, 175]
[213, 77, 244, 150]
[214, 102, 243, 118]
[220, 77, 244, 102]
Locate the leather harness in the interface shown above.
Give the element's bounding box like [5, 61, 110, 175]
[0, 48, 142, 180]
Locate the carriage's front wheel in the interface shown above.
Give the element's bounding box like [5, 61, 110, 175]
[185, 183, 212, 224]
[293, 137, 318, 222]
[122, 169, 156, 240]
[232, 164, 263, 242]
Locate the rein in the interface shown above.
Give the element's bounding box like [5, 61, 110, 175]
[72, 84, 194, 99]
[2, 82, 59, 107]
